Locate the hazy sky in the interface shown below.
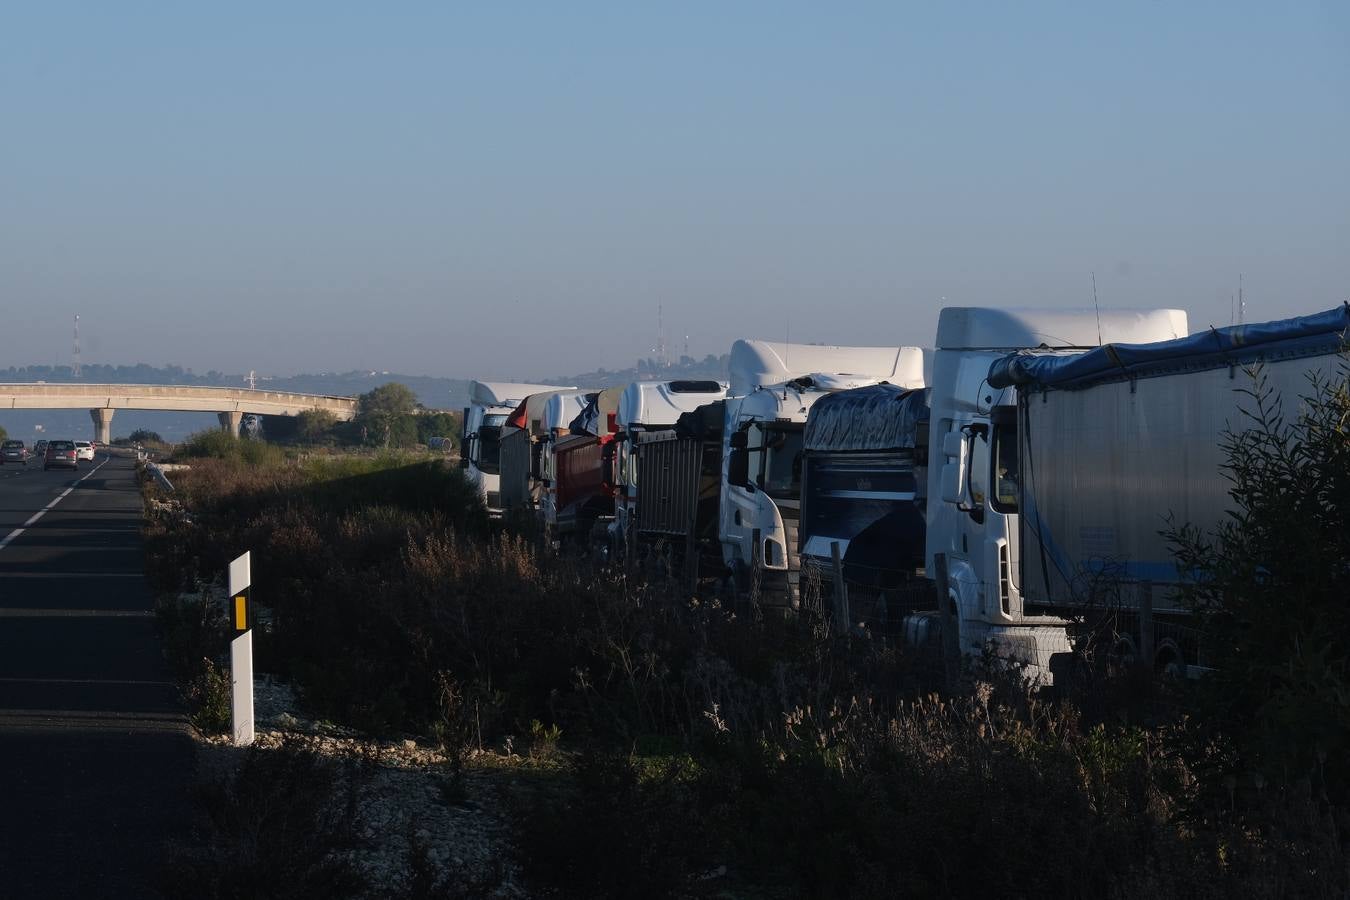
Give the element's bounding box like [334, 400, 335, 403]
[3, 3, 1347, 380]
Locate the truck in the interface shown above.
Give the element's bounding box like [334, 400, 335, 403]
[628, 399, 728, 578]
[719, 341, 926, 607]
[462, 381, 575, 514]
[797, 384, 931, 629]
[983, 303, 1350, 678]
[923, 307, 1189, 678]
[497, 387, 591, 515]
[610, 380, 729, 559]
[539, 388, 623, 545]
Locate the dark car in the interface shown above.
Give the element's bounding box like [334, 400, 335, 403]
[44, 440, 78, 471]
[1, 440, 28, 465]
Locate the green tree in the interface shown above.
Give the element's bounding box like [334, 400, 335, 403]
[0, 424, 8, 442]
[356, 382, 419, 448]
[1168, 364, 1350, 805]
[415, 410, 460, 447]
[296, 408, 339, 444]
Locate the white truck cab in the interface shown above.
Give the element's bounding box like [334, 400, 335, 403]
[462, 381, 574, 513]
[720, 341, 926, 604]
[925, 307, 1188, 677]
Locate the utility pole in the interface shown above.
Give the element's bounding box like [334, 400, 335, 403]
[72, 315, 82, 378]
[1238, 274, 1245, 325]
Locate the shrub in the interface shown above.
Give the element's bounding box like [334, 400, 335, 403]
[185, 659, 233, 735]
[161, 738, 367, 898]
[514, 752, 722, 899]
[1169, 363, 1350, 807]
[176, 428, 287, 466]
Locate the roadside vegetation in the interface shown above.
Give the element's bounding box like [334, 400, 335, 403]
[262, 381, 461, 451]
[143, 373, 1350, 898]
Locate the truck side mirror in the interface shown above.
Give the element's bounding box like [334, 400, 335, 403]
[459, 408, 474, 463]
[729, 431, 748, 450]
[728, 448, 751, 489]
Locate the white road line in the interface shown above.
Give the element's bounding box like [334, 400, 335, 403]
[0, 457, 110, 552]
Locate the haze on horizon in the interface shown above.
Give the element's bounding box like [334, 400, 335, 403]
[2, 3, 1347, 382]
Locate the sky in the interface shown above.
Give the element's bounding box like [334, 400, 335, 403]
[2, 2, 1347, 380]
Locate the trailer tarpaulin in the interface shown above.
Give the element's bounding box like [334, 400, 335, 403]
[988, 304, 1350, 392]
[674, 400, 725, 442]
[568, 393, 602, 434]
[803, 385, 930, 452]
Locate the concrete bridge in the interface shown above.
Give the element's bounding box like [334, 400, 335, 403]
[0, 384, 358, 443]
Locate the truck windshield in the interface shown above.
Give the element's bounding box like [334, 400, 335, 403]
[991, 422, 1018, 513]
[760, 425, 804, 498]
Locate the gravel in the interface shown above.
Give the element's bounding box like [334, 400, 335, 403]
[196, 676, 527, 898]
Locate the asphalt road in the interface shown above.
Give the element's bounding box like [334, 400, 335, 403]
[0, 454, 193, 899]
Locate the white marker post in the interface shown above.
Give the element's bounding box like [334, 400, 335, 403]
[228, 551, 255, 746]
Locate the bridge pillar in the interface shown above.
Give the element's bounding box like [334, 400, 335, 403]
[218, 410, 244, 437]
[89, 408, 115, 445]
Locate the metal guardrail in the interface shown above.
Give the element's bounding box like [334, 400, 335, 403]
[145, 461, 175, 492]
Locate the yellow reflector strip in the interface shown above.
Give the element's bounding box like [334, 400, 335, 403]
[234, 595, 247, 631]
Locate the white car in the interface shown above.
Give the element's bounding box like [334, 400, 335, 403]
[74, 440, 95, 461]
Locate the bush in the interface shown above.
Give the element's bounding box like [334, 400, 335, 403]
[177, 429, 287, 466]
[185, 659, 232, 734]
[1169, 364, 1350, 807]
[161, 738, 367, 898]
[515, 752, 723, 899]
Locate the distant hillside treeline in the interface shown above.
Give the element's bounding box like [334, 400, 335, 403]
[540, 354, 730, 389]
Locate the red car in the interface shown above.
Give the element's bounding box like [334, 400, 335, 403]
[44, 440, 79, 471]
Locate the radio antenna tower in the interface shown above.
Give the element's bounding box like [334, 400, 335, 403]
[246, 370, 258, 390]
[656, 304, 668, 368]
[72, 314, 82, 378]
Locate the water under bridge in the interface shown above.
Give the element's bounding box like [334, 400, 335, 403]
[0, 383, 358, 443]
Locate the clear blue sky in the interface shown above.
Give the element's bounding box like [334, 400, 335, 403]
[2, 2, 1347, 379]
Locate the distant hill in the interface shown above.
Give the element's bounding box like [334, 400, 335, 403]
[539, 354, 730, 389]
